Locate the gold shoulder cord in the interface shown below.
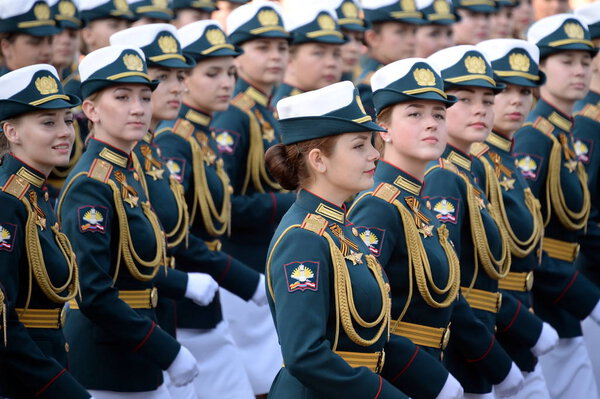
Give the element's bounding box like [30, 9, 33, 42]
[241, 109, 284, 195]
[480, 156, 543, 258]
[108, 179, 165, 282]
[21, 194, 80, 309]
[0, 288, 5, 346]
[544, 134, 590, 230]
[189, 136, 230, 237]
[457, 173, 511, 286]
[266, 225, 391, 349]
[132, 153, 189, 249]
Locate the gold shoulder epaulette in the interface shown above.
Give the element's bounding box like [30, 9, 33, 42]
[372, 182, 400, 203]
[470, 142, 489, 158]
[578, 104, 600, 122]
[439, 158, 459, 173]
[1, 174, 30, 200]
[173, 119, 194, 139]
[300, 213, 328, 236]
[154, 126, 171, 138]
[532, 116, 554, 136]
[88, 158, 113, 184]
[231, 92, 256, 112]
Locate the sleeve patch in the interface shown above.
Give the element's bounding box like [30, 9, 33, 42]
[213, 129, 240, 155]
[574, 138, 594, 164]
[514, 152, 544, 181]
[284, 261, 319, 292]
[355, 226, 385, 257]
[164, 157, 186, 183]
[0, 223, 17, 252]
[78, 205, 108, 234]
[429, 197, 460, 224]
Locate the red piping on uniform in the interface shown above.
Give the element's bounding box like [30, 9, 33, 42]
[554, 270, 578, 305]
[498, 301, 521, 333]
[34, 368, 66, 396]
[374, 376, 383, 399]
[269, 192, 277, 224]
[133, 321, 156, 352]
[391, 346, 419, 382]
[218, 256, 232, 283]
[467, 335, 495, 363]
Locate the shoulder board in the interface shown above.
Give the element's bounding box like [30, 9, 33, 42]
[470, 142, 489, 158]
[425, 164, 441, 176]
[87, 158, 113, 184]
[231, 92, 256, 112]
[173, 119, 194, 140]
[439, 158, 459, 173]
[1, 174, 30, 200]
[577, 104, 600, 122]
[372, 182, 400, 203]
[154, 126, 171, 139]
[532, 116, 554, 137]
[300, 213, 328, 236]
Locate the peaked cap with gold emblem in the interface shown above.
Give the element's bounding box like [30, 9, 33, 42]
[451, 0, 497, 14]
[575, 2, 600, 40]
[110, 23, 195, 68]
[477, 38, 545, 87]
[226, 0, 290, 46]
[331, 0, 367, 32]
[172, 0, 216, 12]
[79, 0, 135, 23]
[371, 58, 456, 114]
[416, 0, 458, 25]
[178, 19, 241, 61]
[428, 45, 504, 93]
[0, 0, 61, 36]
[129, 0, 173, 21]
[285, 2, 347, 45]
[277, 81, 386, 145]
[362, 0, 424, 25]
[527, 13, 597, 58]
[0, 64, 80, 121]
[49, 0, 82, 29]
[79, 45, 158, 98]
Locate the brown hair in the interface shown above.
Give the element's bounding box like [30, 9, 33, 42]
[373, 106, 392, 154]
[265, 136, 338, 190]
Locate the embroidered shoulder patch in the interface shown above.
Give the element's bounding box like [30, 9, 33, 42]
[164, 158, 186, 183]
[356, 226, 385, 257]
[514, 152, 543, 181]
[284, 261, 319, 292]
[574, 138, 594, 164]
[0, 223, 17, 252]
[213, 129, 240, 155]
[78, 205, 108, 234]
[429, 197, 460, 224]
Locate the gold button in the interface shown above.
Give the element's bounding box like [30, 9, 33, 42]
[157, 148, 162, 157]
[525, 272, 534, 291]
[60, 306, 67, 328]
[228, 185, 234, 194]
[44, 192, 49, 201]
[352, 227, 358, 237]
[65, 342, 69, 352]
[497, 293, 503, 313]
[150, 287, 158, 308]
[133, 172, 140, 181]
[442, 326, 451, 350]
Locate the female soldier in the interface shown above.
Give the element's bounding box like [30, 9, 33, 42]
[514, 14, 600, 399]
[473, 38, 559, 398]
[271, 3, 345, 106]
[171, 0, 217, 28]
[79, 0, 134, 55]
[331, 0, 367, 82]
[415, 0, 457, 58]
[50, 0, 82, 80]
[348, 57, 530, 399]
[265, 80, 458, 399]
[56, 45, 199, 398]
[423, 45, 524, 399]
[0, 64, 90, 398]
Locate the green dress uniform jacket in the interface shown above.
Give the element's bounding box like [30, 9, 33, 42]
[513, 98, 600, 338]
[153, 104, 261, 330]
[0, 154, 89, 399]
[57, 138, 181, 392]
[267, 189, 454, 399]
[212, 78, 295, 272]
[422, 145, 513, 394]
[470, 133, 547, 372]
[271, 82, 303, 108]
[349, 161, 514, 386]
[355, 56, 383, 119]
[573, 90, 600, 285]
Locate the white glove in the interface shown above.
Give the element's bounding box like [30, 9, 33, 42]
[531, 322, 559, 357]
[494, 362, 524, 398]
[167, 346, 199, 387]
[435, 372, 464, 399]
[250, 274, 268, 306]
[185, 273, 218, 306]
[588, 300, 600, 324]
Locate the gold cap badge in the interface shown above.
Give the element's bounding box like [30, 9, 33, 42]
[258, 9, 279, 26]
[114, 0, 129, 12]
[34, 3, 51, 20]
[206, 28, 226, 45]
[564, 22, 584, 39]
[158, 35, 178, 54]
[465, 56, 486, 74]
[58, 1, 76, 17]
[318, 14, 336, 30]
[153, 0, 168, 7]
[509, 52, 530, 72]
[433, 0, 450, 14]
[342, 1, 359, 18]
[413, 68, 436, 86]
[401, 0, 417, 12]
[35, 76, 59, 95]
[123, 54, 144, 71]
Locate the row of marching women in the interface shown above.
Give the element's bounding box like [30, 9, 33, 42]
[1, 0, 600, 399]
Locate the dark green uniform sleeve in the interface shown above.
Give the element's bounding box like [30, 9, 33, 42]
[496, 292, 542, 348]
[512, 128, 552, 199]
[269, 229, 407, 399]
[153, 267, 188, 300]
[59, 177, 180, 370]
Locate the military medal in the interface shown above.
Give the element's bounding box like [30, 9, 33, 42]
[489, 152, 515, 191]
[329, 224, 362, 264]
[29, 191, 46, 230]
[114, 170, 139, 208]
[559, 133, 578, 173]
[140, 145, 164, 180]
[405, 196, 433, 238]
[196, 132, 217, 165]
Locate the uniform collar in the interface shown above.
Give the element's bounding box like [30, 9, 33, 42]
[297, 189, 346, 224]
[360, 55, 383, 73]
[534, 98, 573, 132]
[0, 65, 12, 77]
[1, 153, 46, 188]
[235, 78, 270, 108]
[142, 130, 154, 144]
[278, 82, 303, 97]
[375, 160, 423, 195]
[486, 130, 513, 153]
[180, 103, 212, 127]
[87, 138, 131, 169]
[443, 145, 471, 171]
